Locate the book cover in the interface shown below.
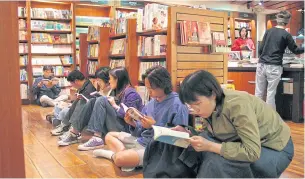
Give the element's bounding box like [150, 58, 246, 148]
[197, 22, 212, 45]
[121, 103, 144, 120]
[152, 125, 190, 148]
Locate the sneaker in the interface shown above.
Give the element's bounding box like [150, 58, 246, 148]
[78, 136, 104, 151]
[51, 123, 69, 136]
[121, 167, 136, 172]
[58, 132, 79, 146]
[59, 131, 82, 140]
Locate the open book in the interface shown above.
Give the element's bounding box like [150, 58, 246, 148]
[152, 125, 190, 148]
[75, 93, 89, 102]
[90, 91, 102, 97]
[121, 103, 144, 120]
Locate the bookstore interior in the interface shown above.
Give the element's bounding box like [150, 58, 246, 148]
[0, 0, 304, 178]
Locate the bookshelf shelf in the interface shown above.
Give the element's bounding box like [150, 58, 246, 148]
[20, 53, 28, 55]
[109, 33, 126, 40]
[88, 40, 99, 44]
[76, 24, 89, 28]
[19, 16, 27, 19]
[138, 55, 166, 60]
[20, 81, 28, 83]
[88, 57, 98, 60]
[32, 53, 72, 56]
[31, 42, 73, 45]
[20, 65, 27, 68]
[109, 54, 125, 59]
[19, 40, 28, 43]
[61, 86, 71, 88]
[31, 30, 72, 33]
[31, 18, 71, 22]
[32, 64, 67, 67]
[137, 29, 167, 37]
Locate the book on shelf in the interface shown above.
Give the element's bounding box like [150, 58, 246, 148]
[32, 56, 63, 65]
[179, 21, 212, 45]
[234, 21, 251, 29]
[20, 69, 28, 81]
[114, 10, 137, 34]
[110, 39, 126, 55]
[87, 61, 98, 76]
[152, 125, 190, 148]
[31, 20, 71, 31]
[110, 59, 125, 69]
[20, 84, 28, 100]
[31, 33, 73, 43]
[53, 66, 71, 76]
[19, 43, 28, 53]
[136, 9, 144, 32]
[121, 103, 144, 121]
[139, 61, 166, 80]
[18, 7, 27, 18]
[88, 44, 99, 58]
[87, 26, 100, 41]
[143, 3, 168, 31]
[135, 86, 149, 105]
[76, 50, 80, 64]
[31, 44, 72, 54]
[76, 16, 112, 27]
[19, 31, 27, 41]
[19, 19, 27, 29]
[138, 35, 167, 56]
[20, 56, 28, 66]
[31, 8, 71, 19]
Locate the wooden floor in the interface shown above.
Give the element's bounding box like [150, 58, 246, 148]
[22, 105, 304, 178]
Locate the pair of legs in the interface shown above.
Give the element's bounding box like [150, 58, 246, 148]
[40, 94, 69, 107]
[94, 132, 145, 169]
[255, 63, 283, 109]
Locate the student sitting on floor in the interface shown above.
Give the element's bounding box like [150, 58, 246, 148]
[32, 65, 68, 107]
[147, 70, 293, 178]
[57, 67, 143, 148]
[51, 70, 96, 136]
[92, 66, 189, 171]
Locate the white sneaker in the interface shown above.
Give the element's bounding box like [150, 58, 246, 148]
[58, 132, 79, 146]
[78, 136, 104, 151]
[51, 123, 69, 136]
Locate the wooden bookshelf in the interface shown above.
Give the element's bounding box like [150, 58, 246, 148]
[79, 33, 88, 75]
[19, 40, 28, 43]
[109, 33, 126, 40]
[31, 30, 72, 33]
[137, 29, 167, 36]
[31, 53, 73, 56]
[109, 54, 125, 59]
[167, 6, 228, 91]
[138, 55, 166, 60]
[31, 42, 73, 45]
[31, 17, 71, 21]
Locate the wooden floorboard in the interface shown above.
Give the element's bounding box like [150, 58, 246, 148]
[22, 105, 303, 178]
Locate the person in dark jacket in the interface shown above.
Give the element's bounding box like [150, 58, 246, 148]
[32, 65, 68, 107]
[51, 70, 96, 136]
[92, 66, 189, 171]
[58, 67, 143, 148]
[255, 10, 304, 109]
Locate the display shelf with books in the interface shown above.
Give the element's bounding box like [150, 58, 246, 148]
[167, 6, 229, 91]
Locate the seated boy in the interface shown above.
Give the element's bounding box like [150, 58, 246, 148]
[93, 66, 189, 170]
[32, 65, 68, 107]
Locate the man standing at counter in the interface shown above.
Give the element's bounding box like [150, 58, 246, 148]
[255, 10, 304, 109]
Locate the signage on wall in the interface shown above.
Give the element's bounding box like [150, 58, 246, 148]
[238, 12, 255, 19]
[120, 1, 145, 8]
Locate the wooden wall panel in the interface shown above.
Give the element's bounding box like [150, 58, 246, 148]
[177, 62, 224, 69]
[177, 76, 224, 84]
[177, 54, 223, 62]
[0, 1, 25, 177]
[177, 46, 204, 54]
[177, 69, 224, 77]
[177, 14, 224, 24]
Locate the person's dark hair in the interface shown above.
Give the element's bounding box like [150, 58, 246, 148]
[95, 66, 111, 84]
[239, 27, 248, 38]
[142, 65, 172, 95]
[179, 70, 225, 116]
[67, 70, 85, 82]
[43, 65, 53, 72]
[109, 67, 131, 96]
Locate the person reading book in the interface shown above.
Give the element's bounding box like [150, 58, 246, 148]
[92, 66, 189, 171]
[149, 70, 294, 178]
[51, 70, 96, 136]
[58, 67, 143, 149]
[32, 65, 68, 107]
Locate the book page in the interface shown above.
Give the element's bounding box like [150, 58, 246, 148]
[153, 125, 190, 148]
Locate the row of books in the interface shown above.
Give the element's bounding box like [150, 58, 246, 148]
[19, 43, 28, 53]
[19, 31, 27, 41]
[76, 16, 111, 27]
[110, 59, 125, 69]
[179, 21, 212, 46]
[87, 61, 98, 76]
[138, 35, 166, 56]
[235, 21, 251, 29]
[53, 66, 71, 77]
[31, 44, 72, 53]
[32, 55, 72, 65]
[31, 20, 71, 31]
[20, 84, 28, 99]
[110, 39, 126, 55]
[19, 19, 27, 29]
[138, 61, 166, 80]
[114, 10, 137, 34]
[20, 69, 28, 81]
[88, 44, 99, 58]
[143, 3, 168, 31]
[20, 56, 28, 66]
[32, 33, 73, 43]
[87, 26, 100, 41]
[18, 7, 27, 18]
[31, 8, 71, 19]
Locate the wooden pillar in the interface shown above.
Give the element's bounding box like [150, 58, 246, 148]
[0, 1, 25, 178]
